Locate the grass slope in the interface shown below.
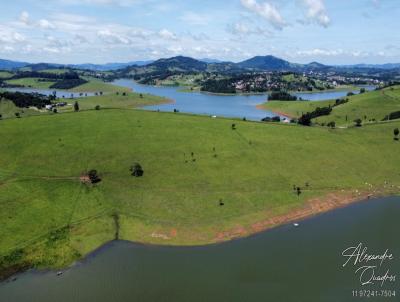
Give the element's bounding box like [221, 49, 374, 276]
[5, 78, 56, 89]
[259, 86, 400, 126]
[0, 109, 399, 274]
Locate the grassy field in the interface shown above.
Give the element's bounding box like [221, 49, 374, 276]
[0, 91, 168, 120]
[4, 76, 130, 93]
[61, 92, 171, 111]
[0, 107, 399, 275]
[5, 78, 56, 89]
[0, 71, 14, 79]
[259, 86, 400, 126]
[71, 77, 131, 93]
[258, 99, 334, 118]
[0, 99, 42, 119]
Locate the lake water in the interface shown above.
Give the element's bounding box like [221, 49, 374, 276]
[113, 79, 375, 121]
[1, 196, 398, 302]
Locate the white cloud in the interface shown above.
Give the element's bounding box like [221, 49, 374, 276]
[296, 48, 343, 56]
[97, 29, 130, 44]
[19, 11, 30, 25]
[61, 0, 141, 6]
[240, 0, 286, 30]
[38, 19, 56, 30]
[301, 0, 330, 27]
[179, 12, 209, 25]
[227, 22, 272, 37]
[158, 28, 178, 40]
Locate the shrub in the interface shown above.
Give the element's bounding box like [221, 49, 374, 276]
[130, 163, 144, 177]
[95, 105, 101, 110]
[327, 121, 336, 129]
[88, 170, 101, 183]
[354, 119, 362, 127]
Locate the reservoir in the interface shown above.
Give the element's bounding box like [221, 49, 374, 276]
[1, 196, 398, 302]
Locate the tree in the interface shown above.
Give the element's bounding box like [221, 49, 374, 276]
[15, 112, 20, 118]
[360, 88, 366, 94]
[74, 101, 79, 112]
[53, 108, 58, 113]
[394, 128, 399, 141]
[139, 93, 143, 98]
[354, 118, 362, 127]
[95, 105, 101, 110]
[130, 163, 144, 177]
[0, 114, 2, 119]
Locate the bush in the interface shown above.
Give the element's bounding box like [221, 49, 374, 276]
[88, 170, 101, 183]
[262, 116, 281, 122]
[95, 105, 101, 110]
[130, 163, 144, 177]
[327, 121, 336, 129]
[354, 119, 362, 127]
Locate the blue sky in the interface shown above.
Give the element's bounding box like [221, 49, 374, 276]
[0, 0, 399, 64]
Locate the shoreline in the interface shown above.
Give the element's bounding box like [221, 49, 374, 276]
[1, 189, 397, 283]
[255, 104, 295, 119]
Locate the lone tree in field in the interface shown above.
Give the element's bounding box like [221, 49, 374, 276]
[95, 105, 100, 110]
[88, 170, 101, 184]
[15, 112, 20, 118]
[74, 101, 80, 112]
[394, 128, 399, 141]
[130, 163, 144, 177]
[231, 123, 236, 130]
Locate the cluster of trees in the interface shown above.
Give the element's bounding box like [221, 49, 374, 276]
[298, 106, 332, 126]
[261, 116, 281, 122]
[201, 79, 236, 94]
[268, 91, 298, 101]
[333, 98, 349, 107]
[0, 91, 53, 108]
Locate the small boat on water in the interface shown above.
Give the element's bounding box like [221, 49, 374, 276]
[293, 223, 299, 227]
[56, 271, 63, 276]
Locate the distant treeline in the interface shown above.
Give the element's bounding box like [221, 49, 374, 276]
[268, 91, 298, 101]
[0, 91, 53, 108]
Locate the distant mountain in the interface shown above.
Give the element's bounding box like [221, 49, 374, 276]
[0, 59, 29, 70]
[72, 60, 154, 71]
[148, 56, 208, 72]
[236, 55, 301, 71]
[346, 63, 400, 70]
[198, 58, 224, 64]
